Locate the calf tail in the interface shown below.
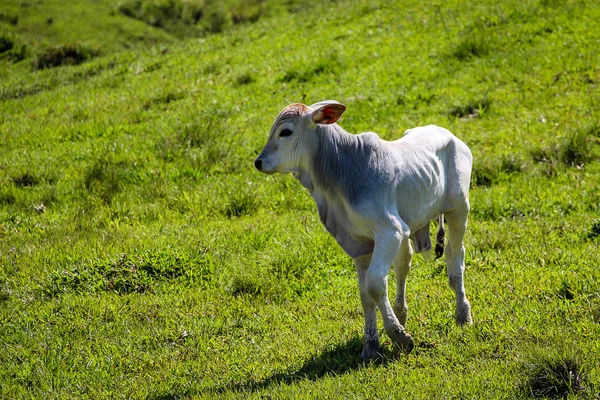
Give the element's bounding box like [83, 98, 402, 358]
[435, 214, 445, 259]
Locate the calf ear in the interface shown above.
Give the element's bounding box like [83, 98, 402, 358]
[311, 101, 347, 125]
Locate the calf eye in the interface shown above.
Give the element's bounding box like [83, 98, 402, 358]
[279, 129, 293, 137]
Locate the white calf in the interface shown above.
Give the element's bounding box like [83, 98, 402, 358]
[255, 100, 473, 360]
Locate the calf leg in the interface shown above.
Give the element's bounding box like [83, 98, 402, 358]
[445, 209, 473, 325]
[354, 254, 380, 361]
[365, 227, 414, 353]
[393, 239, 413, 327]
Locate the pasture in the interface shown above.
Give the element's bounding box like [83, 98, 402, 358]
[1, 0, 599, 398]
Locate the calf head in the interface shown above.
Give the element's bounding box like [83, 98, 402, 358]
[254, 100, 346, 175]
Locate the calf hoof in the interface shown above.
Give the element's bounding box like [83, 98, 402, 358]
[392, 304, 408, 327]
[456, 302, 473, 326]
[435, 243, 444, 259]
[388, 327, 414, 354]
[360, 340, 381, 361]
[456, 312, 473, 326]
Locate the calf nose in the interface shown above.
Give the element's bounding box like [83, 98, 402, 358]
[254, 158, 262, 171]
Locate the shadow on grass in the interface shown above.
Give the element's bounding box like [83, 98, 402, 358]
[211, 336, 392, 394]
[184, 336, 393, 397]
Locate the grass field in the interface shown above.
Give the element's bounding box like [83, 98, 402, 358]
[1, 0, 600, 398]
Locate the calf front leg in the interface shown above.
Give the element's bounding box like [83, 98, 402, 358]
[366, 227, 414, 353]
[354, 254, 380, 361]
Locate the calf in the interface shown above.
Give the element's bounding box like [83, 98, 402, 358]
[255, 100, 473, 360]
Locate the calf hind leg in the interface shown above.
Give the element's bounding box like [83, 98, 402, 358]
[445, 209, 473, 325]
[435, 214, 445, 259]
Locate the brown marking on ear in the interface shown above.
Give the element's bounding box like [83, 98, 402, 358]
[312, 103, 346, 125]
[320, 107, 339, 123]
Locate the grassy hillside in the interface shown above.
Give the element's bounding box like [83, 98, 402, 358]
[0, 0, 291, 78]
[1, 0, 600, 398]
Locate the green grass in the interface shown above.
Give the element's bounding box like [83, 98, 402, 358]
[1, 0, 600, 398]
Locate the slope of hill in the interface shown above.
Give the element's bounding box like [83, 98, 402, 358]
[0, 0, 298, 78]
[1, 0, 599, 398]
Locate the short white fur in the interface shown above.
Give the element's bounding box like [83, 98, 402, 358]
[255, 100, 473, 359]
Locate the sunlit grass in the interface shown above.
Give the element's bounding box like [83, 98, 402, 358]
[1, 0, 600, 398]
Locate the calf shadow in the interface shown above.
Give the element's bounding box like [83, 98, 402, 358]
[202, 335, 394, 396]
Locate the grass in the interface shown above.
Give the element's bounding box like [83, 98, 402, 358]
[1, 0, 600, 398]
[45, 247, 214, 296]
[520, 349, 587, 398]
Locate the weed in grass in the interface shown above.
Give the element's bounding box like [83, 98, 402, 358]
[203, 61, 220, 74]
[230, 0, 267, 24]
[471, 154, 525, 187]
[449, 95, 490, 119]
[2, 43, 27, 62]
[587, 219, 600, 240]
[500, 154, 527, 175]
[532, 125, 596, 168]
[0, 34, 15, 53]
[0, 33, 27, 62]
[557, 279, 576, 300]
[228, 274, 264, 296]
[223, 192, 258, 218]
[531, 144, 555, 164]
[116, 0, 204, 31]
[139, 60, 163, 74]
[32, 43, 100, 69]
[540, 0, 568, 7]
[593, 306, 600, 324]
[234, 71, 256, 86]
[12, 172, 39, 187]
[203, 2, 232, 34]
[531, 144, 561, 176]
[83, 157, 121, 203]
[453, 35, 491, 61]
[45, 248, 214, 296]
[521, 352, 586, 398]
[270, 254, 306, 280]
[284, 0, 311, 13]
[0, 11, 18, 25]
[142, 90, 186, 110]
[472, 162, 497, 187]
[560, 129, 591, 166]
[0, 274, 9, 302]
